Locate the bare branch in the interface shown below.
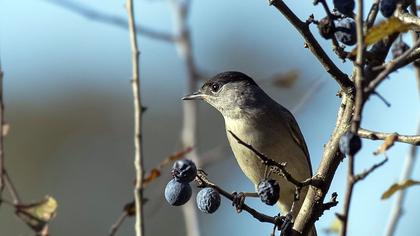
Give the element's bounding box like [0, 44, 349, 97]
[269, 0, 353, 91]
[195, 171, 282, 225]
[109, 212, 129, 236]
[358, 128, 420, 145]
[354, 158, 388, 182]
[366, 39, 420, 94]
[384, 120, 420, 236]
[366, 0, 380, 28]
[46, 0, 178, 42]
[4, 170, 21, 204]
[125, 0, 145, 235]
[0, 60, 4, 201]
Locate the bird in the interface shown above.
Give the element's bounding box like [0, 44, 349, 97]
[182, 71, 316, 235]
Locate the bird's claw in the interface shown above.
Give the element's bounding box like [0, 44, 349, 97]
[231, 192, 246, 213]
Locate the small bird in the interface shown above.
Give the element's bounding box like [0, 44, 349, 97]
[183, 71, 315, 235]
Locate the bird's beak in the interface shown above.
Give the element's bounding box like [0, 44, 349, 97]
[182, 91, 204, 100]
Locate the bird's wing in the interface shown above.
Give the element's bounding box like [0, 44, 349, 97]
[280, 107, 313, 176]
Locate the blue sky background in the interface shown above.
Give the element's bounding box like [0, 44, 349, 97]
[0, 0, 419, 235]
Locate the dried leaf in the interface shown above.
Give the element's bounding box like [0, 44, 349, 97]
[381, 179, 420, 200]
[143, 168, 161, 187]
[15, 196, 58, 232]
[323, 218, 341, 235]
[271, 70, 300, 88]
[373, 133, 398, 155]
[365, 18, 414, 46]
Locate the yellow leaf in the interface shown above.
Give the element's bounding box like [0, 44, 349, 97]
[381, 179, 420, 200]
[324, 218, 342, 235]
[373, 133, 398, 155]
[365, 17, 413, 46]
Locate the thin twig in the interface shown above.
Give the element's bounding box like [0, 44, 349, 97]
[384, 120, 420, 236]
[340, 1, 366, 236]
[366, 39, 420, 94]
[0, 60, 4, 201]
[125, 0, 145, 235]
[109, 212, 129, 236]
[46, 0, 178, 42]
[366, 0, 380, 28]
[358, 128, 420, 145]
[3, 170, 21, 204]
[195, 171, 281, 225]
[170, 0, 202, 236]
[269, 0, 353, 91]
[228, 130, 312, 188]
[354, 158, 388, 182]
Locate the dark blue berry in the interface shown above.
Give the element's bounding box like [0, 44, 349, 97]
[196, 187, 221, 214]
[339, 132, 362, 155]
[380, 0, 396, 18]
[164, 179, 192, 206]
[392, 40, 409, 59]
[334, 18, 357, 46]
[172, 159, 197, 183]
[257, 179, 280, 206]
[333, 0, 355, 16]
[318, 17, 335, 39]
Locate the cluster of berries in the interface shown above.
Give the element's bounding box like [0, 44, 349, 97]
[165, 159, 283, 213]
[164, 159, 221, 213]
[319, 0, 398, 46]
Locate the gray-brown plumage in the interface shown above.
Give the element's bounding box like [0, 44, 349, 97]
[183, 71, 316, 235]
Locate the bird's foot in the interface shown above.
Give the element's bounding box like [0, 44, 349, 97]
[231, 192, 246, 213]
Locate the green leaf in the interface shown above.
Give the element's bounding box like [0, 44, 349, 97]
[381, 179, 420, 200]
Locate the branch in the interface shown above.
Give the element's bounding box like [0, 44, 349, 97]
[340, 1, 366, 235]
[169, 1, 202, 236]
[195, 170, 282, 225]
[358, 128, 420, 145]
[0, 61, 4, 201]
[366, 39, 420, 94]
[125, 1, 145, 236]
[395, 10, 420, 27]
[366, 0, 380, 28]
[228, 130, 312, 188]
[269, 0, 353, 91]
[354, 158, 388, 182]
[109, 212, 129, 236]
[46, 0, 178, 42]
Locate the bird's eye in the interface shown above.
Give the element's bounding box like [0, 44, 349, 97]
[211, 83, 220, 93]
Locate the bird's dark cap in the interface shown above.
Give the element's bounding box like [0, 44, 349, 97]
[202, 71, 257, 89]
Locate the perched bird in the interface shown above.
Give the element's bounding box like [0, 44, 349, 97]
[183, 71, 316, 235]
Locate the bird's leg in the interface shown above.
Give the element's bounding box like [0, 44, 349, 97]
[231, 191, 259, 213]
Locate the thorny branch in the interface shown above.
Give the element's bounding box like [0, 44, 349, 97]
[125, 0, 145, 235]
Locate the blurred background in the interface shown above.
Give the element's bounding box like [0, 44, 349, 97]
[0, 0, 419, 235]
